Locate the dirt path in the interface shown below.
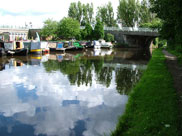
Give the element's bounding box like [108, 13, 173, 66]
[163, 50, 182, 136]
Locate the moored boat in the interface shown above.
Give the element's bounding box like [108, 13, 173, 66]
[30, 41, 42, 55]
[93, 41, 101, 49]
[4, 41, 28, 56]
[41, 42, 50, 54]
[0, 42, 6, 56]
[85, 41, 94, 48]
[99, 39, 113, 49]
[73, 42, 84, 50]
[56, 42, 66, 52]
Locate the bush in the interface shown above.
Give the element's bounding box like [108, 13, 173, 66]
[104, 33, 114, 42]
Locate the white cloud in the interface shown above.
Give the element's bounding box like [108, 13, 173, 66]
[0, 0, 119, 27]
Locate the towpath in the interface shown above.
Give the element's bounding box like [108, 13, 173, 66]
[163, 50, 182, 136]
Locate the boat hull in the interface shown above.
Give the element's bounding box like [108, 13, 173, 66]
[30, 49, 42, 55]
[0, 48, 6, 56]
[6, 48, 28, 56]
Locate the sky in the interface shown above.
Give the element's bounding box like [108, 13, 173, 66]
[0, 0, 119, 28]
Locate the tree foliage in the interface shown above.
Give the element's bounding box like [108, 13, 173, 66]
[40, 19, 58, 40]
[150, 0, 182, 45]
[81, 23, 93, 40]
[68, 1, 83, 24]
[104, 33, 115, 42]
[140, 18, 162, 30]
[68, 1, 94, 26]
[82, 3, 94, 25]
[139, 0, 153, 25]
[117, 0, 140, 27]
[93, 19, 104, 40]
[57, 17, 80, 40]
[117, 0, 154, 27]
[97, 2, 117, 27]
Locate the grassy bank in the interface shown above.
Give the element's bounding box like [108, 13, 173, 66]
[111, 49, 178, 136]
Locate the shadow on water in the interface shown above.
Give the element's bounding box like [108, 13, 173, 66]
[0, 48, 150, 136]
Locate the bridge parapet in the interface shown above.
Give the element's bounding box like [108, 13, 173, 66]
[104, 27, 158, 33]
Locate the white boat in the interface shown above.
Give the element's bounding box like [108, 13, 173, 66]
[41, 41, 49, 54]
[93, 41, 101, 49]
[99, 39, 113, 49]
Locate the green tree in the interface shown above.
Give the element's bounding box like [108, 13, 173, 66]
[150, 0, 182, 46]
[82, 4, 89, 26]
[81, 23, 93, 40]
[40, 19, 58, 40]
[68, 3, 77, 20]
[68, 1, 94, 26]
[88, 3, 94, 24]
[140, 18, 162, 30]
[57, 17, 80, 40]
[68, 1, 82, 24]
[93, 19, 104, 40]
[97, 2, 117, 27]
[139, 0, 153, 25]
[104, 33, 115, 42]
[117, 0, 140, 27]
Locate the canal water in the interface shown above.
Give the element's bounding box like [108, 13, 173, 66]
[0, 48, 149, 136]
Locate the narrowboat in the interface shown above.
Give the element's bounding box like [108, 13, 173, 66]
[56, 42, 66, 52]
[73, 42, 84, 50]
[0, 42, 6, 56]
[30, 32, 42, 55]
[64, 41, 76, 51]
[30, 41, 42, 55]
[41, 42, 50, 54]
[4, 41, 28, 56]
[56, 41, 76, 51]
[85, 41, 94, 48]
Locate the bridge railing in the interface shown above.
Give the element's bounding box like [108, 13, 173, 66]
[104, 27, 158, 32]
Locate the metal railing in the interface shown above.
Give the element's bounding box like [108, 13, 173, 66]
[0, 25, 42, 30]
[104, 27, 158, 32]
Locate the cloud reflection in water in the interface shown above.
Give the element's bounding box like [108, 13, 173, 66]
[0, 62, 128, 136]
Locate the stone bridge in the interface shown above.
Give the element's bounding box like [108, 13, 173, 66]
[104, 27, 159, 49]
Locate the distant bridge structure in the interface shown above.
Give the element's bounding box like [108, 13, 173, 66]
[82, 26, 160, 49]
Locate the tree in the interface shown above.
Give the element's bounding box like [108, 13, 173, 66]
[150, 0, 182, 46]
[68, 3, 78, 20]
[117, 0, 140, 27]
[57, 17, 80, 40]
[68, 1, 82, 24]
[40, 19, 58, 40]
[88, 3, 94, 24]
[68, 1, 94, 26]
[97, 2, 117, 27]
[140, 18, 162, 30]
[139, 0, 153, 26]
[81, 3, 94, 26]
[83, 23, 93, 40]
[104, 33, 115, 42]
[93, 19, 104, 40]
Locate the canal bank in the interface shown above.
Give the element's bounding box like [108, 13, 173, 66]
[111, 49, 179, 136]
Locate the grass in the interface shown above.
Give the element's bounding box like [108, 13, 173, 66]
[111, 49, 178, 136]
